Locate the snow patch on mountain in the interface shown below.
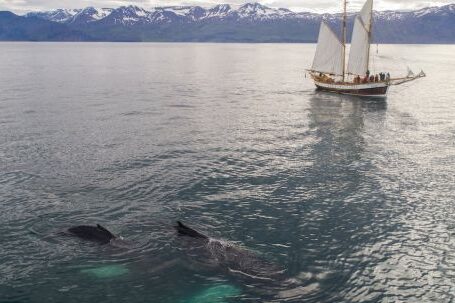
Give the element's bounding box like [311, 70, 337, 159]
[158, 6, 193, 16]
[413, 4, 455, 17]
[205, 4, 236, 19]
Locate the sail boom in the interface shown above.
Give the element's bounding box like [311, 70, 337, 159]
[308, 69, 343, 76]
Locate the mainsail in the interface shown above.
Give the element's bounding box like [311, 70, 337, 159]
[311, 21, 344, 76]
[347, 0, 373, 76]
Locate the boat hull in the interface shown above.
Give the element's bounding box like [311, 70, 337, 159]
[314, 81, 389, 98]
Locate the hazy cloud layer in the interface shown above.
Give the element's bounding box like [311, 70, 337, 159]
[1, 0, 454, 14]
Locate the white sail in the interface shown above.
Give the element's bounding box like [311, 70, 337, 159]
[359, 0, 373, 30]
[347, 0, 373, 76]
[311, 21, 344, 76]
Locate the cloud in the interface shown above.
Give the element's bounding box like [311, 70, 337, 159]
[1, 0, 454, 14]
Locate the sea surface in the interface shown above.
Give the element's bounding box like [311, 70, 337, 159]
[0, 43, 454, 303]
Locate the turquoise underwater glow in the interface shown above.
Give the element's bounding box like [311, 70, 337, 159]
[183, 284, 241, 303]
[80, 264, 130, 279]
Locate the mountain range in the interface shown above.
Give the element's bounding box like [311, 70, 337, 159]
[0, 3, 454, 43]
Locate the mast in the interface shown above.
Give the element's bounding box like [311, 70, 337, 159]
[342, 0, 347, 82]
[366, 0, 373, 72]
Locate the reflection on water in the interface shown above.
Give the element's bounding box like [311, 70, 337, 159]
[0, 43, 454, 303]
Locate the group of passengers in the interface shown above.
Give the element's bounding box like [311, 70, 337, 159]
[318, 73, 335, 83]
[353, 70, 390, 84]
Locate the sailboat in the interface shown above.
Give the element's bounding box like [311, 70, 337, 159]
[308, 0, 425, 98]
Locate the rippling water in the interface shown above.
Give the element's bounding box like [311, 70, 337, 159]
[0, 43, 454, 302]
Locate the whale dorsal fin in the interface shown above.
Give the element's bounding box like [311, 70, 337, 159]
[175, 221, 208, 239]
[97, 224, 116, 239]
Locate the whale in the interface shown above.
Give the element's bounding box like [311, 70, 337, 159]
[174, 221, 286, 283]
[66, 224, 118, 245]
[61, 221, 296, 298]
[65, 222, 286, 282]
[65, 224, 133, 248]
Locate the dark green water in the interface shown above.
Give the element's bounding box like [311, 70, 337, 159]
[0, 43, 454, 302]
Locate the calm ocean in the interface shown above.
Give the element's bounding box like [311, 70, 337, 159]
[0, 43, 454, 302]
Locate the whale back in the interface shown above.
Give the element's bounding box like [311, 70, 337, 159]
[174, 221, 286, 283]
[67, 224, 116, 244]
[175, 221, 208, 239]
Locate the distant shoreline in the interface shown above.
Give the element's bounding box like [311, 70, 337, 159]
[0, 41, 454, 45]
[1, 4, 454, 44]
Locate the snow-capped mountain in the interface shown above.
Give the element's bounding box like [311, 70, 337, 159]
[24, 3, 321, 24]
[235, 3, 293, 19]
[2, 3, 454, 42]
[99, 6, 150, 25]
[26, 8, 81, 23]
[206, 4, 234, 19]
[24, 3, 455, 26]
[26, 7, 113, 24]
[69, 7, 113, 24]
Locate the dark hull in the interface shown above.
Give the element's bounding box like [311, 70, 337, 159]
[315, 84, 389, 97]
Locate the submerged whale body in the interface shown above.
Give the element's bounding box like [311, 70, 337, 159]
[67, 224, 117, 244]
[174, 221, 286, 282]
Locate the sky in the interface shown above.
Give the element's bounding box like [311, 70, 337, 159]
[0, 0, 454, 14]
